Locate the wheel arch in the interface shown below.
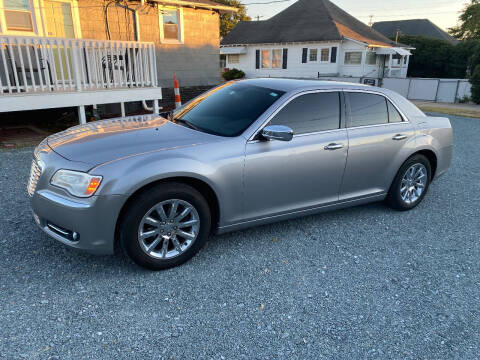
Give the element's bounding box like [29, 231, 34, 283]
[412, 148, 438, 179]
[114, 176, 221, 252]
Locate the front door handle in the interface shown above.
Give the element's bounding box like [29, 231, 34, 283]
[392, 134, 407, 141]
[324, 143, 344, 150]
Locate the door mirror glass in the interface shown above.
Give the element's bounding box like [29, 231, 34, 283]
[261, 125, 293, 141]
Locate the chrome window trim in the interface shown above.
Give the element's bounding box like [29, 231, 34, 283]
[248, 89, 344, 142]
[343, 89, 410, 128]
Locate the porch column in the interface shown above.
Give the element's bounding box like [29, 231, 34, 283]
[388, 54, 393, 77]
[78, 106, 86, 125]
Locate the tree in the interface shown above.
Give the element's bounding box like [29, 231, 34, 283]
[471, 65, 480, 103]
[396, 35, 465, 78]
[449, 0, 480, 40]
[215, 0, 251, 38]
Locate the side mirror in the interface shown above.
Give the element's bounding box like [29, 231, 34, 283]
[261, 125, 294, 141]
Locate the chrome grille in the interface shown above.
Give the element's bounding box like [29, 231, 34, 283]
[27, 159, 43, 197]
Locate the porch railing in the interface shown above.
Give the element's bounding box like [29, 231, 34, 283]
[0, 35, 157, 94]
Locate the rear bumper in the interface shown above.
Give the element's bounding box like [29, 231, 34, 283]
[31, 189, 126, 255]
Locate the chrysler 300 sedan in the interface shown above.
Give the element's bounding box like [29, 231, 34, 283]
[28, 79, 453, 269]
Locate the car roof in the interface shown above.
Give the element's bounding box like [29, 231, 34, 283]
[238, 78, 379, 93]
[236, 78, 426, 119]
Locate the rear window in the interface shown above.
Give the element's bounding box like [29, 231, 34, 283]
[173, 83, 285, 137]
[348, 93, 388, 127]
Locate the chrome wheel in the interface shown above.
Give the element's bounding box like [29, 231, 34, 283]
[138, 199, 200, 259]
[400, 163, 427, 204]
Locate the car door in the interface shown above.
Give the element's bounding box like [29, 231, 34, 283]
[243, 91, 348, 221]
[340, 91, 416, 200]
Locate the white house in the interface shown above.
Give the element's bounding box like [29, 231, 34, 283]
[220, 0, 412, 84]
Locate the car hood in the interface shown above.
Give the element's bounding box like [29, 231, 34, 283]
[47, 115, 218, 166]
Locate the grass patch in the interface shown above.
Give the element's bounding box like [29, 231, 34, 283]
[418, 105, 480, 119]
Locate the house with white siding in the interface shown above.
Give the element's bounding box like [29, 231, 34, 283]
[220, 0, 412, 84]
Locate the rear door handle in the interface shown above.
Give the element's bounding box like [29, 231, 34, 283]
[324, 143, 344, 150]
[392, 134, 407, 141]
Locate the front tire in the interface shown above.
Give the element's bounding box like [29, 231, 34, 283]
[387, 154, 432, 211]
[120, 183, 211, 270]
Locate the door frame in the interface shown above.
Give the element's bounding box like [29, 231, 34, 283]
[246, 88, 347, 142]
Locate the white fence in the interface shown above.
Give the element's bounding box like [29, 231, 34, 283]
[382, 78, 471, 103]
[0, 35, 157, 94]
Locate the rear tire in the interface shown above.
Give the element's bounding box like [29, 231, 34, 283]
[120, 183, 211, 270]
[387, 154, 432, 211]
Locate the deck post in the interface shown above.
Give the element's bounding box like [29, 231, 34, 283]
[120, 102, 126, 117]
[153, 99, 159, 114]
[78, 105, 86, 124]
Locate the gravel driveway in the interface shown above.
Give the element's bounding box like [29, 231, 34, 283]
[1, 114, 479, 359]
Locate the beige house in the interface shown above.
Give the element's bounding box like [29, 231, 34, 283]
[0, 0, 236, 121]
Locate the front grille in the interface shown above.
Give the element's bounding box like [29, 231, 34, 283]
[27, 159, 43, 197]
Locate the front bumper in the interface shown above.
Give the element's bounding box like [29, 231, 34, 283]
[31, 189, 126, 255]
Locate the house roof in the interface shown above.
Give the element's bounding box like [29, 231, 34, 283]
[372, 19, 459, 45]
[150, 0, 238, 13]
[221, 0, 395, 47]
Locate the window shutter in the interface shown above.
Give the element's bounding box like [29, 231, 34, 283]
[302, 48, 307, 63]
[330, 47, 337, 63]
[255, 50, 260, 69]
[282, 48, 288, 69]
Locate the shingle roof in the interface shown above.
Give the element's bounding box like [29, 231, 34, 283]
[221, 0, 395, 46]
[372, 19, 459, 45]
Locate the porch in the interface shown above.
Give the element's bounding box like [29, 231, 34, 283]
[0, 35, 162, 123]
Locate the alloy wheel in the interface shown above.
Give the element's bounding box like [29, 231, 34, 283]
[138, 199, 200, 259]
[400, 163, 427, 204]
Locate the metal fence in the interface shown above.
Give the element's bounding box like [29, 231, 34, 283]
[0, 35, 157, 94]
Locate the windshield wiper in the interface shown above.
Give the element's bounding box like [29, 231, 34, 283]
[174, 118, 201, 131]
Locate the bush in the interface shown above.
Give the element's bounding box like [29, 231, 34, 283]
[471, 65, 480, 104]
[222, 68, 245, 81]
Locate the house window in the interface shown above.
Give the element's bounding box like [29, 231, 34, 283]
[392, 54, 402, 67]
[261, 50, 271, 68]
[404, 56, 408, 65]
[272, 49, 282, 68]
[261, 49, 283, 69]
[344, 51, 362, 65]
[366, 52, 377, 65]
[228, 54, 239, 64]
[309, 49, 317, 62]
[4, 0, 34, 31]
[320, 48, 329, 62]
[160, 7, 183, 43]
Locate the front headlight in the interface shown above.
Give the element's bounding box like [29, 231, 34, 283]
[51, 170, 102, 198]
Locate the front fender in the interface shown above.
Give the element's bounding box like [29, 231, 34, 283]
[90, 139, 246, 228]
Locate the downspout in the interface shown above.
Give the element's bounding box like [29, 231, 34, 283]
[115, 1, 143, 41]
[117, 0, 154, 112]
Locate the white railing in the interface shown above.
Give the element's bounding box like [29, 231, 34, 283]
[0, 35, 157, 94]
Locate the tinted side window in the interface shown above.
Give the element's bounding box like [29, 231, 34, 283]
[270, 92, 340, 134]
[348, 93, 388, 127]
[387, 100, 403, 123]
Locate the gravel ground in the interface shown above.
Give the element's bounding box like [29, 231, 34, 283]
[1, 114, 479, 359]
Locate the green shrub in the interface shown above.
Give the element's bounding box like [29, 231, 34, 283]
[222, 68, 245, 81]
[471, 65, 480, 104]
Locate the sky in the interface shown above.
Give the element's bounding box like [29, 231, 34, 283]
[244, 0, 469, 31]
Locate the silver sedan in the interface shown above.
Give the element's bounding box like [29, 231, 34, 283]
[28, 79, 453, 269]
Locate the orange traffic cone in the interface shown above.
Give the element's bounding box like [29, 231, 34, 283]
[174, 73, 182, 109]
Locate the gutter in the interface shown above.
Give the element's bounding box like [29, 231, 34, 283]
[148, 0, 238, 13]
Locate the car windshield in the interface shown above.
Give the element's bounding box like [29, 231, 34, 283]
[172, 82, 285, 137]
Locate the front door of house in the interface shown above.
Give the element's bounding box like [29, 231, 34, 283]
[44, 1, 75, 82]
[44, 1, 75, 38]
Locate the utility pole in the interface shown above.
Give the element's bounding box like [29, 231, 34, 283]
[255, 15, 264, 21]
[368, 15, 374, 27]
[395, 28, 400, 44]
